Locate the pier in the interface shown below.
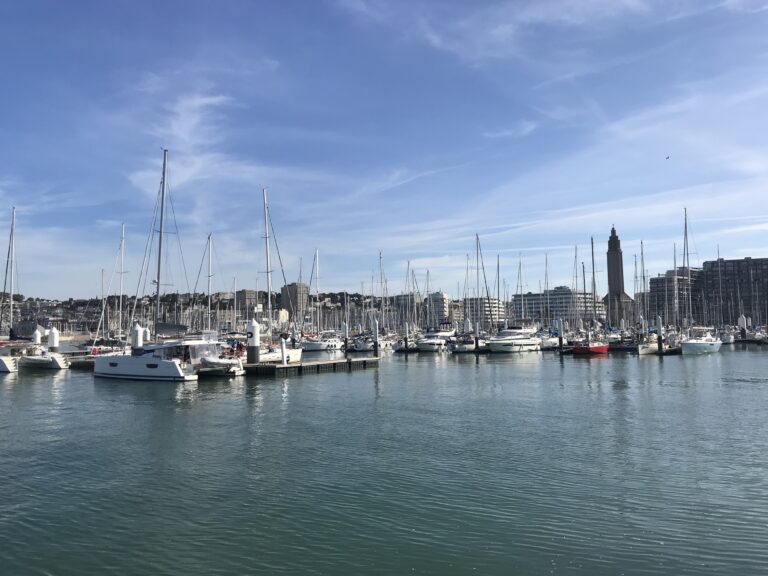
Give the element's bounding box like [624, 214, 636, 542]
[66, 355, 379, 377]
[244, 357, 378, 377]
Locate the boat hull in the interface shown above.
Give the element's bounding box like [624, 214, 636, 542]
[18, 353, 69, 370]
[681, 341, 722, 355]
[94, 355, 198, 381]
[571, 343, 609, 354]
[416, 339, 446, 352]
[487, 339, 540, 353]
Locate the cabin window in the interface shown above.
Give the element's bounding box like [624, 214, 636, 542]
[146, 363, 158, 369]
[109, 362, 118, 367]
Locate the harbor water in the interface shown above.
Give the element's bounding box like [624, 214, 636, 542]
[1, 346, 767, 575]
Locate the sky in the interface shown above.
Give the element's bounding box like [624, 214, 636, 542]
[1, 0, 768, 300]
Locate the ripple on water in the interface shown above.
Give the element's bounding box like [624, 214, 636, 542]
[1, 353, 768, 574]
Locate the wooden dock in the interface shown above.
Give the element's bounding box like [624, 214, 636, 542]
[244, 357, 378, 377]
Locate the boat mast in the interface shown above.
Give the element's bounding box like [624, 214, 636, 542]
[118, 223, 125, 342]
[590, 236, 597, 325]
[582, 261, 588, 343]
[476, 235, 480, 329]
[154, 149, 168, 335]
[315, 248, 321, 333]
[717, 245, 723, 327]
[207, 233, 212, 331]
[9, 206, 15, 336]
[641, 240, 648, 321]
[684, 208, 692, 332]
[545, 253, 550, 328]
[673, 243, 678, 330]
[263, 187, 273, 340]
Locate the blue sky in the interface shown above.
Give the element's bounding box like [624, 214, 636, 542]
[1, 0, 768, 300]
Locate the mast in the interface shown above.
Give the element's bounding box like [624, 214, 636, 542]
[476, 235, 480, 329]
[544, 253, 550, 328]
[582, 261, 588, 343]
[263, 187, 273, 339]
[673, 243, 678, 329]
[9, 206, 15, 335]
[496, 254, 500, 329]
[633, 254, 638, 325]
[641, 240, 647, 321]
[684, 208, 692, 331]
[315, 248, 321, 332]
[117, 223, 125, 341]
[154, 149, 168, 335]
[717, 245, 723, 327]
[207, 233, 212, 331]
[590, 237, 597, 324]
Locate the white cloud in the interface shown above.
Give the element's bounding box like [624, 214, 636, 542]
[483, 120, 538, 139]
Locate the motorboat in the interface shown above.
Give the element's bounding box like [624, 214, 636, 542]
[302, 331, 344, 351]
[681, 327, 722, 355]
[487, 326, 541, 353]
[449, 333, 486, 353]
[416, 328, 455, 352]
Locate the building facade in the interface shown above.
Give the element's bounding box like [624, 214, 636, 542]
[699, 257, 768, 326]
[512, 286, 606, 325]
[280, 282, 310, 323]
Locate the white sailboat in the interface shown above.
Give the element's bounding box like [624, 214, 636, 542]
[680, 209, 721, 355]
[95, 150, 214, 381]
[0, 207, 19, 373]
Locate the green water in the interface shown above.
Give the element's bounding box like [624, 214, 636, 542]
[1, 347, 767, 574]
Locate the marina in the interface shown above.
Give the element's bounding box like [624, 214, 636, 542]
[3, 2, 768, 574]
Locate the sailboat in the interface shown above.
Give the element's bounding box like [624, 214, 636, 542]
[0, 207, 20, 372]
[94, 151, 245, 380]
[0, 207, 69, 371]
[572, 238, 609, 354]
[251, 187, 302, 363]
[302, 249, 343, 352]
[680, 209, 721, 355]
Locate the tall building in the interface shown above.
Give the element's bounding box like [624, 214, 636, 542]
[512, 286, 606, 325]
[699, 257, 768, 326]
[647, 267, 701, 326]
[280, 282, 310, 323]
[604, 226, 633, 327]
[425, 292, 452, 326]
[463, 297, 506, 331]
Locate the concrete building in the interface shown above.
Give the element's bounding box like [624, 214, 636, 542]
[647, 267, 702, 326]
[463, 297, 506, 331]
[425, 291, 451, 326]
[512, 286, 606, 325]
[280, 282, 310, 323]
[699, 257, 768, 326]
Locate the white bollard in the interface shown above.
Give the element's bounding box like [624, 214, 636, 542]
[47, 326, 60, 352]
[247, 319, 260, 364]
[132, 323, 144, 349]
[32, 328, 41, 345]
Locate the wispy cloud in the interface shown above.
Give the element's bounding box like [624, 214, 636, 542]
[483, 120, 537, 139]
